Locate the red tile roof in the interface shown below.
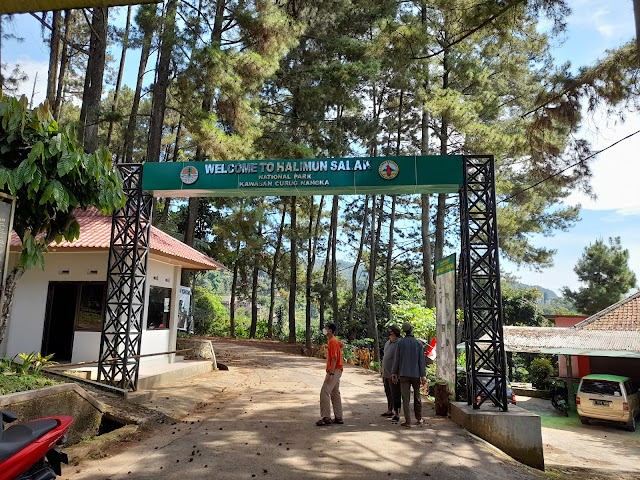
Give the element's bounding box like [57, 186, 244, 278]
[10, 208, 225, 271]
[573, 291, 640, 331]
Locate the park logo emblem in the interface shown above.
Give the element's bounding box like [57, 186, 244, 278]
[180, 165, 199, 185]
[378, 160, 399, 180]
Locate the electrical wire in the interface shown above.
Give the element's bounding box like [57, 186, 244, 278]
[500, 129, 640, 204]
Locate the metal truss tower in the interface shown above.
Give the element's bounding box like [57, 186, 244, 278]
[460, 155, 508, 411]
[97, 164, 152, 390]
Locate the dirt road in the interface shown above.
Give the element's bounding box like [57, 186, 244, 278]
[516, 396, 640, 479]
[65, 340, 547, 480]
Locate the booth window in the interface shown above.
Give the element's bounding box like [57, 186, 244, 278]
[147, 286, 171, 330]
[75, 283, 107, 331]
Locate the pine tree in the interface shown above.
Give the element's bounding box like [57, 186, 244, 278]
[562, 237, 637, 315]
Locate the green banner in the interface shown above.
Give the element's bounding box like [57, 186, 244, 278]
[435, 254, 456, 276]
[141, 156, 463, 197]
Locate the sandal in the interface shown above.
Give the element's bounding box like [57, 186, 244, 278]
[316, 417, 332, 426]
[332, 418, 344, 424]
[400, 422, 412, 428]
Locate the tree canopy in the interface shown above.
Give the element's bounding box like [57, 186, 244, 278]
[562, 237, 637, 315]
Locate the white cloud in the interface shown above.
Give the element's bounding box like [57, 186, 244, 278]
[565, 108, 640, 215]
[596, 24, 615, 38]
[2, 57, 49, 106]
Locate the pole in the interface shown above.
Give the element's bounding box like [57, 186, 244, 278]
[565, 355, 576, 412]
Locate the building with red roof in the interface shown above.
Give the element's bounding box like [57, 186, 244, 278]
[1, 208, 224, 368]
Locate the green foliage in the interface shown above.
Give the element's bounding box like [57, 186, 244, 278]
[529, 358, 555, 390]
[562, 237, 637, 315]
[0, 95, 125, 271]
[193, 288, 229, 336]
[502, 286, 551, 327]
[0, 374, 60, 395]
[389, 301, 436, 340]
[1, 352, 56, 376]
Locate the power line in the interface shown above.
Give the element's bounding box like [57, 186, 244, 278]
[500, 129, 640, 204]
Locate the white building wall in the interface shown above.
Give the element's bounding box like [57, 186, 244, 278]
[1, 251, 182, 366]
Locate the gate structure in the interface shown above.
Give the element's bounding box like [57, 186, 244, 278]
[100, 155, 508, 411]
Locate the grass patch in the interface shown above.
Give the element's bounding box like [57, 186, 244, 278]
[0, 374, 61, 395]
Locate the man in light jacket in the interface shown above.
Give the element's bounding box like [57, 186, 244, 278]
[391, 322, 427, 428]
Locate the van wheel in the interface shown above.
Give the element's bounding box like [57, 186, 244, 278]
[625, 416, 635, 432]
[579, 416, 589, 424]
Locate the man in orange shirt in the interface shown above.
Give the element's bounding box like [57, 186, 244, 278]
[316, 322, 344, 426]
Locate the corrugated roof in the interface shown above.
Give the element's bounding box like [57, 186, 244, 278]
[573, 291, 640, 331]
[502, 326, 640, 358]
[10, 208, 225, 271]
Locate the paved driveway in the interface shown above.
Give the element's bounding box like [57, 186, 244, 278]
[65, 340, 547, 480]
[515, 395, 640, 479]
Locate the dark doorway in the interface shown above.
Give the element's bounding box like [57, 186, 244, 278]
[42, 283, 78, 362]
[42, 282, 107, 362]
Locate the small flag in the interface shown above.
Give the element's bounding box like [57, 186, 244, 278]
[426, 337, 437, 360]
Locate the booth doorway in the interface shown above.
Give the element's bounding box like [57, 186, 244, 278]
[42, 282, 107, 362]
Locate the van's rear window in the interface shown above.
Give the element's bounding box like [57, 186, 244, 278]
[580, 380, 622, 396]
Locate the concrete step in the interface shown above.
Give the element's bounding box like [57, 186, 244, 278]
[136, 360, 214, 390]
[127, 390, 157, 404]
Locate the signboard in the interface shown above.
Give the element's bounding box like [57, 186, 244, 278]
[142, 155, 463, 197]
[435, 254, 456, 386]
[1, 1, 159, 14]
[177, 286, 191, 332]
[0, 195, 16, 288]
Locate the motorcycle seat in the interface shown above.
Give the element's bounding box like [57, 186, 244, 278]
[0, 419, 58, 462]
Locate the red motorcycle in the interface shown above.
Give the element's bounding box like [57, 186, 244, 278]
[0, 410, 72, 480]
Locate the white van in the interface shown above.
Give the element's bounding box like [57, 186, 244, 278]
[576, 374, 640, 431]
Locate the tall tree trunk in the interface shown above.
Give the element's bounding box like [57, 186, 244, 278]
[124, 6, 155, 163]
[288, 196, 297, 343]
[229, 242, 241, 338]
[172, 115, 183, 161]
[330, 195, 339, 326]
[366, 195, 382, 362]
[181, 196, 199, 285]
[319, 211, 333, 330]
[386, 195, 396, 322]
[304, 195, 324, 353]
[421, 101, 435, 307]
[54, 11, 72, 120]
[305, 197, 314, 354]
[348, 196, 369, 325]
[80, 7, 108, 153]
[106, 5, 132, 148]
[250, 264, 259, 339]
[146, 0, 177, 163]
[250, 205, 264, 339]
[0, 266, 27, 346]
[268, 199, 286, 338]
[46, 11, 62, 106]
[435, 33, 449, 263]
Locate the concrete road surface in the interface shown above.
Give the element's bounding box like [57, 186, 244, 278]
[65, 340, 547, 480]
[515, 395, 640, 479]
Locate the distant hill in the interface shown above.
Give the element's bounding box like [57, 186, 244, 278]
[508, 282, 559, 304]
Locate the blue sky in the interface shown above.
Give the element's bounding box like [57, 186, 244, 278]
[2, 1, 639, 295]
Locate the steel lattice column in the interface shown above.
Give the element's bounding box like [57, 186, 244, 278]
[98, 164, 152, 391]
[460, 155, 508, 411]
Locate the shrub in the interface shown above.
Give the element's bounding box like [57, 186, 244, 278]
[0, 374, 60, 395]
[529, 358, 554, 390]
[193, 290, 229, 336]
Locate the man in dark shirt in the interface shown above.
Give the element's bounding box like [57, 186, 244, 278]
[391, 322, 427, 428]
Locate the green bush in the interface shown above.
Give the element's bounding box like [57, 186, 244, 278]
[529, 358, 554, 390]
[0, 374, 60, 395]
[193, 290, 229, 336]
